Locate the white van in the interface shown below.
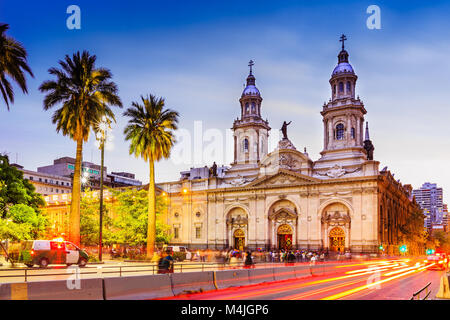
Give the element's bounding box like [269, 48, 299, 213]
[12, 239, 89, 268]
[163, 245, 192, 261]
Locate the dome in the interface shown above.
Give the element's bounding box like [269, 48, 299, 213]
[332, 62, 354, 76]
[242, 84, 260, 96]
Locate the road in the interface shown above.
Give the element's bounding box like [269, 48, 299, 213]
[162, 258, 445, 300]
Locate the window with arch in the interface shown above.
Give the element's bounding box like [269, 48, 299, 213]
[346, 81, 351, 94]
[333, 85, 336, 96]
[251, 102, 256, 113]
[351, 127, 355, 139]
[245, 103, 249, 114]
[335, 123, 344, 140]
[243, 138, 249, 152]
[339, 82, 344, 92]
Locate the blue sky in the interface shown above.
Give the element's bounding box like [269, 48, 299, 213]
[1, 1, 450, 203]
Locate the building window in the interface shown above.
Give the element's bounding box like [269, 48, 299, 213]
[39, 178, 42, 182]
[174, 227, 179, 239]
[346, 81, 351, 94]
[245, 103, 249, 114]
[333, 85, 336, 96]
[195, 227, 201, 239]
[243, 138, 249, 153]
[29, 176, 34, 181]
[339, 82, 344, 92]
[336, 124, 344, 140]
[351, 127, 355, 139]
[251, 102, 256, 113]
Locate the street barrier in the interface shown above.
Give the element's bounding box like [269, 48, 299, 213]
[170, 271, 215, 295]
[0, 283, 11, 300]
[103, 274, 173, 300]
[26, 278, 104, 300]
[273, 265, 297, 281]
[248, 268, 275, 285]
[214, 269, 250, 289]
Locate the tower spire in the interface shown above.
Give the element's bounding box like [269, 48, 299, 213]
[248, 60, 254, 75]
[339, 34, 347, 50]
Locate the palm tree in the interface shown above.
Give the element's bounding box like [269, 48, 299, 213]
[123, 95, 179, 257]
[0, 23, 34, 110]
[39, 51, 122, 245]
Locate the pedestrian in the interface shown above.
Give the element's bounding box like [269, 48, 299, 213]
[157, 250, 174, 274]
[244, 251, 254, 268]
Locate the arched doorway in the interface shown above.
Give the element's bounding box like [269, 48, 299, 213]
[329, 227, 345, 252]
[277, 224, 293, 250]
[233, 229, 245, 251]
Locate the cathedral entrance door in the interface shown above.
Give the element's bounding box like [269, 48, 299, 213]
[329, 227, 345, 252]
[277, 224, 293, 250]
[233, 229, 245, 251]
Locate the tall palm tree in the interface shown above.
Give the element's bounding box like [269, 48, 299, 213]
[0, 23, 34, 110]
[123, 95, 179, 257]
[39, 51, 122, 245]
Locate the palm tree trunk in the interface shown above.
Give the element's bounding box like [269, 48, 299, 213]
[70, 138, 82, 246]
[147, 159, 156, 258]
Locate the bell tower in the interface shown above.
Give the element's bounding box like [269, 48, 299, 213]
[315, 35, 372, 173]
[232, 60, 270, 164]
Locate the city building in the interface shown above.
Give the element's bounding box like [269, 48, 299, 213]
[37, 157, 107, 190]
[37, 157, 142, 189]
[107, 172, 142, 188]
[155, 38, 421, 254]
[412, 182, 444, 230]
[11, 164, 72, 196]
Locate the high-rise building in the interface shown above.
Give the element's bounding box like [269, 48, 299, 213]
[412, 182, 444, 229]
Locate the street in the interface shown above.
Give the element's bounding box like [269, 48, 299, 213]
[160, 258, 445, 300]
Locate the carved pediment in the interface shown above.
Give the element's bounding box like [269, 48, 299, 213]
[321, 210, 351, 224]
[269, 207, 298, 220]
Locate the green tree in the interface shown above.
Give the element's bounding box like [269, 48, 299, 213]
[123, 95, 179, 257]
[79, 188, 112, 246]
[2, 204, 48, 240]
[0, 154, 44, 218]
[39, 51, 122, 245]
[399, 207, 427, 255]
[0, 23, 34, 110]
[431, 230, 450, 252]
[109, 189, 171, 247]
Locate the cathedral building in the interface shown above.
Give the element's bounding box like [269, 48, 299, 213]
[158, 36, 421, 254]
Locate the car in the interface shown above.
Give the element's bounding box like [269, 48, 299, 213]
[424, 252, 449, 270]
[11, 239, 89, 268]
[162, 245, 192, 261]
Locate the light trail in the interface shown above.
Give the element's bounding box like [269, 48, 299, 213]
[321, 263, 432, 300]
[280, 277, 368, 300]
[214, 264, 399, 300]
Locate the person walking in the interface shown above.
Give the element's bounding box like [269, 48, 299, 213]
[244, 251, 254, 268]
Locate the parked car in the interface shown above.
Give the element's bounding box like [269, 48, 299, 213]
[162, 245, 192, 261]
[9, 239, 89, 268]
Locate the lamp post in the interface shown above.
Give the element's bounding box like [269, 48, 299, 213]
[95, 116, 110, 262]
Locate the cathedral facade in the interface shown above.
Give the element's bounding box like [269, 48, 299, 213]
[159, 39, 420, 254]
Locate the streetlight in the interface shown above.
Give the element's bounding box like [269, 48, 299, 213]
[95, 116, 111, 262]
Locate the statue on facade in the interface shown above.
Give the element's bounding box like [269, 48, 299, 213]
[281, 121, 291, 140]
[210, 161, 218, 177]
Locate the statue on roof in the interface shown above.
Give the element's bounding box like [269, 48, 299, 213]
[281, 121, 291, 140]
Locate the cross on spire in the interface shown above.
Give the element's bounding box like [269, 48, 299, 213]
[339, 34, 347, 50]
[248, 60, 255, 75]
